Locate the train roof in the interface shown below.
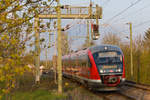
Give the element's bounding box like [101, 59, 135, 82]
[62, 44, 123, 60]
[89, 44, 123, 54]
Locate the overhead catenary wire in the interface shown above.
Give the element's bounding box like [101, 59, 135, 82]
[43, 2, 101, 47]
[61, 7, 90, 31]
[49, 0, 55, 6]
[105, 0, 142, 23]
[45, 13, 89, 49]
[61, 0, 101, 32]
[107, 19, 150, 36]
[114, 2, 150, 23]
[43, 5, 92, 48]
[101, 24, 131, 45]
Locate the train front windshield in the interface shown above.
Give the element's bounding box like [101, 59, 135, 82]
[93, 51, 123, 74]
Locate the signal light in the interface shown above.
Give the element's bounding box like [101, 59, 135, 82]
[91, 24, 99, 40]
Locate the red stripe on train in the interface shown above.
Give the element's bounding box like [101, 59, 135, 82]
[122, 55, 125, 78]
[88, 50, 101, 80]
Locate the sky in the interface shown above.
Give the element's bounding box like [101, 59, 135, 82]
[39, 0, 150, 60]
[60, 0, 150, 33]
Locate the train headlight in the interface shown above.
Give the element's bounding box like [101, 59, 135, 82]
[100, 70, 104, 73]
[122, 78, 126, 82]
[117, 68, 122, 72]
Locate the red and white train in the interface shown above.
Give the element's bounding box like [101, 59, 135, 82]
[62, 45, 125, 91]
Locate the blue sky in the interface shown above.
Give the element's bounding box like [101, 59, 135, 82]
[63, 0, 149, 29]
[40, 0, 150, 60]
[60, 0, 150, 33]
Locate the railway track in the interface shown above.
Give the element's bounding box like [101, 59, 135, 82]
[80, 84, 136, 100]
[95, 81, 150, 100]
[119, 81, 150, 100]
[79, 81, 150, 100]
[124, 81, 150, 91]
[95, 91, 136, 100]
[63, 75, 150, 100]
[64, 77, 136, 100]
[45, 71, 150, 100]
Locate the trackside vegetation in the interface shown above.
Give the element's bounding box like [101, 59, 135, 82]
[0, 0, 55, 99]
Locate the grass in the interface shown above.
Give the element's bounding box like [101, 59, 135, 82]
[11, 89, 65, 100]
[1, 72, 66, 100]
[1, 71, 101, 100]
[1, 72, 103, 100]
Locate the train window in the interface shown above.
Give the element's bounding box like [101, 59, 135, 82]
[93, 51, 123, 66]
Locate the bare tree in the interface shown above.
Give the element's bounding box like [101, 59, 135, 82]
[101, 32, 122, 46]
[143, 28, 150, 50]
[61, 32, 70, 55]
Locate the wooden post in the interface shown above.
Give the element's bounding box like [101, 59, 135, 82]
[56, 0, 62, 94]
[34, 17, 40, 83]
[87, 20, 90, 47]
[127, 22, 133, 80]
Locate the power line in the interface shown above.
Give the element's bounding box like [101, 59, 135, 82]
[114, 2, 150, 23]
[105, 0, 142, 23]
[105, 20, 150, 34]
[49, 0, 55, 6]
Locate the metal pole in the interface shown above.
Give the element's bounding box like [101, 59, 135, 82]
[89, 2, 93, 41]
[128, 22, 133, 79]
[34, 17, 40, 83]
[137, 51, 140, 83]
[53, 22, 57, 84]
[130, 23, 133, 79]
[89, 1, 92, 18]
[96, 4, 99, 37]
[96, 5, 99, 26]
[45, 46, 48, 68]
[87, 20, 90, 47]
[89, 0, 92, 18]
[56, 0, 62, 94]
